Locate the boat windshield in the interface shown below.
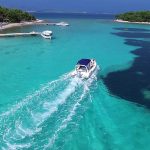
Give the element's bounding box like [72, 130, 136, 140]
[76, 65, 87, 72]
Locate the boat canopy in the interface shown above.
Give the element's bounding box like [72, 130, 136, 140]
[77, 59, 92, 69]
[77, 59, 91, 66]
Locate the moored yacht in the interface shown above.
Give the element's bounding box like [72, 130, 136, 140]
[71, 59, 97, 79]
[41, 30, 52, 39]
[56, 22, 69, 26]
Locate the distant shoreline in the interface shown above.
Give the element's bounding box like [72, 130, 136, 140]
[115, 19, 150, 25]
[0, 19, 45, 31]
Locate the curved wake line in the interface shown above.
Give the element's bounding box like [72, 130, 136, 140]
[44, 88, 87, 150]
[0, 68, 99, 149]
[44, 71, 98, 149]
[0, 74, 69, 118]
[31, 77, 83, 127]
[0, 74, 84, 149]
[0, 82, 55, 118]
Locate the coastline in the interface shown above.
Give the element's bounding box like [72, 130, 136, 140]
[0, 19, 44, 31]
[115, 19, 150, 25]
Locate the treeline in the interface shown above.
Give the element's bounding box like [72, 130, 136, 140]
[0, 6, 36, 23]
[116, 11, 150, 22]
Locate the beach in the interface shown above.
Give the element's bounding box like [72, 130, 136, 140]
[115, 19, 150, 25]
[0, 19, 44, 31]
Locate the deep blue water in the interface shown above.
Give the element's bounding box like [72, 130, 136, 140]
[32, 12, 115, 20]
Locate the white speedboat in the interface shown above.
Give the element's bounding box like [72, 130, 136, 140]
[41, 30, 52, 39]
[56, 22, 69, 26]
[71, 59, 97, 79]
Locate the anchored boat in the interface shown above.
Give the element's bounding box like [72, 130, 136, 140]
[56, 22, 69, 26]
[41, 30, 52, 39]
[71, 59, 97, 79]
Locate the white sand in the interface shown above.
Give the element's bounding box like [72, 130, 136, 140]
[0, 19, 44, 30]
[115, 19, 150, 25]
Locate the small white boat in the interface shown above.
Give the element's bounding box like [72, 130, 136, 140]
[56, 22, 69, 26]
[71, 59, 97, 79]
[30, 31, 37, 36]
[41, 30, 52, 39]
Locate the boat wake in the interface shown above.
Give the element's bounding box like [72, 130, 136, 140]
[0, 69, 99, 150]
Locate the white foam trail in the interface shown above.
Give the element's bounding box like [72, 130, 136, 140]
[0, 74, 72, 149]
[0, 74, 69, 118]
[6, 143, 31, 150]
[44, 72, 97, 149]
[44, 90, 87, 149]
[2, 127, 31, 150]
[1, 68, 99, 149]
[15, 120, 41, 139]
[31, 77, 83, 127]
[1, 75, 83, 149]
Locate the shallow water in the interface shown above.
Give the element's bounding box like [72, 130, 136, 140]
[0, 14, 150, 150]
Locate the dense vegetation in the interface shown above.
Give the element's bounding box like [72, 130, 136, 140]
[116, 11, 150, 22]
[0, 6, 36, 23]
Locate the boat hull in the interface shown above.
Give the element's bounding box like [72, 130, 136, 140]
[41, 34, 52, 39]
[41, 30, 52, 39]
[71, 61, 97, 79]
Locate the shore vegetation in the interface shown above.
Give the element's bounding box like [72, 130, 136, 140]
[0, 6, 36, 23]
[116, 11, 150, 22]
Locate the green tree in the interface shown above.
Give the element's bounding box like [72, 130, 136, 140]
[116, 11, 150, 22]
[0, 6, 36, 23]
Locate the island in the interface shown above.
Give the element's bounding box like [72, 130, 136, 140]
[0, 6, 45, 30]
[0, 6, 36, 23]
[115, 11, 150, 24]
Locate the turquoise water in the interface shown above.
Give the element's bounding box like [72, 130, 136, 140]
[0, 15, 150, 149]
